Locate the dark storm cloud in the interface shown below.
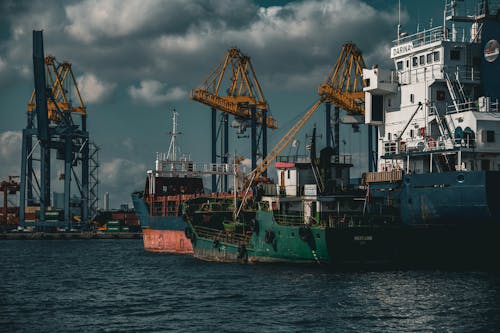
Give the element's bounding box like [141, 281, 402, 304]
[1, 0, 400, 88]
[64, 0, 259, 43]
[0, 0, 405, 206]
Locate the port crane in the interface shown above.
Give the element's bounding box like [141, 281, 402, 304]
[27, 55, 86, 122]
[19, 31, 99, 230]
[191, 48, 277, 192]
[317, 42, 367, 164]
[1, 176, 20, 227]
[236, 43, 368, 218]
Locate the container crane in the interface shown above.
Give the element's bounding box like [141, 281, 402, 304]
[318, 43, 366, 115]
[19, 31, 98, 231]
[27, 55, 86, 122]
[1, 176, 20, 227]
[191, 48, 277, 191]
[317, 43, 375, 171]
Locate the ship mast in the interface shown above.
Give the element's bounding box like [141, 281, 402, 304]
[166, 109, 181, 162]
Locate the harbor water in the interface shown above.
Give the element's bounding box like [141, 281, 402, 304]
[1, 239, 499, 332]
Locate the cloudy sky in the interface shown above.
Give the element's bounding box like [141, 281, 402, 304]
[0, 0, 444, 208]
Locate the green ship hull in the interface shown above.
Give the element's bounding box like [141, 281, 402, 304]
[184, 202, 329, 264]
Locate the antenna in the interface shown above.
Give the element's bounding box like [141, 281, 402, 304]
[417, 9, 420, 33]
[397, 0, 401, 44]
[166, 108, 182, 162]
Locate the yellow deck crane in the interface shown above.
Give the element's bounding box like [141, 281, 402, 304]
[191, 48, 277, 191]
[235, 43, 367, 218]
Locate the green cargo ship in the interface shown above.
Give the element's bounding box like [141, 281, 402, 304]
[182, 136, 366, 265]
[183, 198, 331, 264]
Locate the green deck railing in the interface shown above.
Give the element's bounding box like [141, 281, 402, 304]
[194, 225, 252, 247]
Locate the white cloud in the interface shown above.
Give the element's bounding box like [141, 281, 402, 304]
[122, 137, 134, 151]
[99, 158, 147, 207]
[0, 58, 6, 72]
[76, 73, 116, 104]
[0, 131, 22, 179]
[100, 158, 146, 188]
[156, 33, 206, 53]
[128, 80, 187, 105]
[65, 0, 160, 43]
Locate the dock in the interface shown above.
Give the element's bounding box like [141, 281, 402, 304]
[0, 232, 142, 240]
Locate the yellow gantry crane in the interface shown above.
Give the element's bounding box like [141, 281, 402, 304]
[191, 47, 277, 191]
[27, 55, 86, 122]
[247, 42, 367, 182]
[191, 47, 277, 129]
[318, 42, 366, 114]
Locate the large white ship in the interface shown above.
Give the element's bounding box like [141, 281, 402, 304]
[363, 0, 500, 225]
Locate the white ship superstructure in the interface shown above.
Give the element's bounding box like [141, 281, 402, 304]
[364, 0, 500, 174]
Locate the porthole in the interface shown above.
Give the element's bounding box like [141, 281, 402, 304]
[457, 174, 465, 183]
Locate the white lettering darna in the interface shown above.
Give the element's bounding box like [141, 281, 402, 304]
[391, 42, 413, 57]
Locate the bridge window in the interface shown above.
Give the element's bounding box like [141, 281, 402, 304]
[412, 57, 418, 67]
[450, 49, 460, 60]
[486, 130, 495, 142]
[410, 93, 415, 103]
[433, 51, 440, 62]
[396, 61, 403, 70]
[419, 55, 425, 65]
[437, 90, 446, 101]
[426, 53, 433, 63]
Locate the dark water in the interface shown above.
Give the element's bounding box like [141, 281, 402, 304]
[1, 240, 499, 332]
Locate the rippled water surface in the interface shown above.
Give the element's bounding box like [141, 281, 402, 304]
[1, 240, 499, 332]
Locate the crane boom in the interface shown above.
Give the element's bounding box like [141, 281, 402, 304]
[317, 43, 366, 114]
[190, 47, 278, 129]
[235, 99, 323, 219]
[190, 89, 277, 128]
[27, 55, 86, 122]
[247, 99, 323, 181]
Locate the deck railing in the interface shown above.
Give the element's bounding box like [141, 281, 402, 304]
[273, 214, 305, 226]
[194, 225, 251, 246]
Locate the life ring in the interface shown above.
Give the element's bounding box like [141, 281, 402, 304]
[426, 137, 436, 149]
[265, 230, 275, 244]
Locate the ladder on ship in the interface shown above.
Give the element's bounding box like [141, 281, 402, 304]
[445, 70, 469, 112]
[430, 104, 454, 146]
[311, 161, 325, 193]
[435, 153, 455, 172]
